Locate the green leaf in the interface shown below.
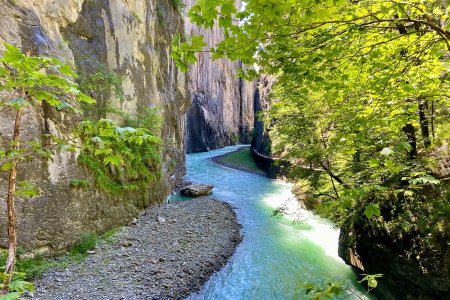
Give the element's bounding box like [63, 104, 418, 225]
[380, 147, 394, 156]
[77, 93, 96, 104]
[368, 278, 378, 288]
[7, 98, 30, 110]
[398, 141, 412, 153]
[359, 273, 383, 288]
[1, 161, 13, 172]
[221, 3, 236, 16]
[0, 292, 22, 300]
[364, 203, 381, 220]
[368, 158, 379, 168]
[409, 175, 440, 186]
[190, 35, 207, 51]
[59, 64, 78, 78]
[1, 43, 24, 64]
[15, 181, 40, 198]
[103, 155, 121, 166]
[8, 279, 34, 293]
[56, 102, 77, 112]
[341, 198, 353, 209]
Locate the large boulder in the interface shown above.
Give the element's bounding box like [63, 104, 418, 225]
[180, 184, 214, 197]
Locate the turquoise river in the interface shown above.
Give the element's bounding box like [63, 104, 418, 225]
[170, 145, 373, 300]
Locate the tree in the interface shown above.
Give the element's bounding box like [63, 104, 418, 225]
[0, 43, 95, 291]
[173, 0, 450, 297]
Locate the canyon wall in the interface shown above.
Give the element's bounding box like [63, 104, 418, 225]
[250, 76, 288, 179]
[0, 0, 188, 254]
[184, 0, 257, 153]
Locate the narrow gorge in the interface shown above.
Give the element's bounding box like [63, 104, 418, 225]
[1, 1, 449, 300]
[0, 0, 257, 253]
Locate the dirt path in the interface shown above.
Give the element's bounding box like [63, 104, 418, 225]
[33, 197, 242, 300]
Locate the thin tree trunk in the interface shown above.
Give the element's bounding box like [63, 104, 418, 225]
[329, 175, 340, 199]
[5, 107, 22, 285]
[402, 123, 418, 158]
[431, 100, 435, 140]
[418, 98, 431, 148]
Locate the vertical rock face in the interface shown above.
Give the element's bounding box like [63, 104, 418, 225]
[0, 0, 188, 253]
[184, 0, 257, 153]
[250, 76, 286, 178]
[251, 76, 275, 157]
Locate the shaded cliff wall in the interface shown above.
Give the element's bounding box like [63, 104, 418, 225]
[184, 0, 257, 153]
[251, 76, 274, 156]
[339, 217, 450, 300]
[250, 76, 287, 178]
[0, 0, 188, 254]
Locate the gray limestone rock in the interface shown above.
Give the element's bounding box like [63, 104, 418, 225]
[0, 0, 188, 254]
[184, 0, 257, 153]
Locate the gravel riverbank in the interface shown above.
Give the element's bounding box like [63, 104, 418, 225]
[33, 197, 242, 300]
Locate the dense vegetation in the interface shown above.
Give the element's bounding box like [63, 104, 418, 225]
[172, 0, 450, 297]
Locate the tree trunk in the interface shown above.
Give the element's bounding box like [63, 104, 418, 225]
[402, 123, 418, 158]
[431, 100, 435, 140]
[418, 98, 431, 148]
[5, 108, 22, 285]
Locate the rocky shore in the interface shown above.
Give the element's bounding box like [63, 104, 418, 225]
[33, 197, 242, 300]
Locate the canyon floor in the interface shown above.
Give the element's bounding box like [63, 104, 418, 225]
[32, 197, 242, 300]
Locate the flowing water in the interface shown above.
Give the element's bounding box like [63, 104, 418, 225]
[169, 145, 370, 300]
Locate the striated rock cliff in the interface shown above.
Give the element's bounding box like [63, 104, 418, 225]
[0, 0, 188, 253]
[184, 0, 257, 153]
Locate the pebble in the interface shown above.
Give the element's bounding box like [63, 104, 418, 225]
[32, 197, 242, 300]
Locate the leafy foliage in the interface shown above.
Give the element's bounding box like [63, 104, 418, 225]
[123, 106, 162, 136]
[171, 34, 207, 72]
[0, 43, 95, 289]
[0, 43, 94, 108]
[176, 0, 450, 285]
[0, 253, 34, 299]
[70, 232, 98, 256]
[298, 274, 382, 299]
[77, 118, 162, 195]
[79, 63, 125, 102]
[298, 281, 343, 300]
[0, 43, 95, 172]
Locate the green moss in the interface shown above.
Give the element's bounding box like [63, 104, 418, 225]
[130, 10, 142, 23]
[167, 159, 176, 173]
[69, 179, 90, 189]
[170, 0, 183, 16]
[157, 8, 165, 27]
